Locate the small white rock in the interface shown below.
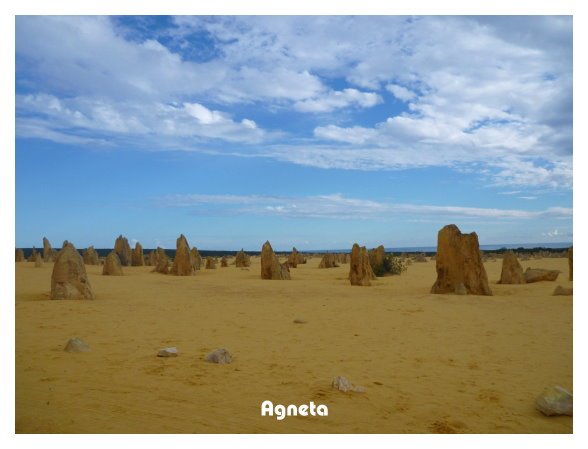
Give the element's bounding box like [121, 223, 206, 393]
[64, 337, 90, 353]
[332, 375, 365, 393]
[535, 385, 573, 416]
[157, 347, 178, 357]
[206, 348, 232, 364]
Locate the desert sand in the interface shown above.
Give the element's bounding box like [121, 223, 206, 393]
[15, 255, 572, 433]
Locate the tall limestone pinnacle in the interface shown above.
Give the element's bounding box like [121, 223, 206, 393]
[51, 242, 95, 300]
[430, 224, 492, 296]
[261, 241, 290, 280]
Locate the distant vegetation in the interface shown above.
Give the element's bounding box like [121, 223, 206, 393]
[17, 245, 570, 259]
[490, 247, 569, 255]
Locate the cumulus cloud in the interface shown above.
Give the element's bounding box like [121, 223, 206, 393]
[17, 94, 265, 144]
[16, 16, 221, 100]
[294, 89, 382, 113]
[184, 103, 228, 125]
[219, 67, 325, 103]
[241, 119, 257, 129]
[386, 84, 416, 102]
[15, 15, 572, 189]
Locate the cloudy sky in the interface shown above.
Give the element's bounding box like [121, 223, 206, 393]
[15, 15, 572, 250]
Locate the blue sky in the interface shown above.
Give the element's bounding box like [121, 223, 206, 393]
[15, 15, 573, 251]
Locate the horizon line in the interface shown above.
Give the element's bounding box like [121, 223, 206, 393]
[16, 241, 573, 254]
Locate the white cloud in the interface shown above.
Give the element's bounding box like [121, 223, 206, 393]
[220, 67, 325, 103]
[255, 144, 571, 189]
[156, 193, 572, 221]
[294, 89, 382, 113]
[386, 84, 416, 102]
[184, 103, 228, 125]
[241, 119, 257, 129]
[15, 17, 328, 115]
[15, 16, 572, 190]
[17, 94, 265, 144]
[16, 16, 222, 100]
[313, 125, 378, 145]
[489, 157, 572, 189]
[16, 117, 110, 146]
[306, 77, 572, 187]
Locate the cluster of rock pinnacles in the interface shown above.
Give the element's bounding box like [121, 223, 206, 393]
[16, 225, 571, 300]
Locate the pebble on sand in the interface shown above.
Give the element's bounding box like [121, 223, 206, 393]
[206, 348, 233, 364]
[332, 376, 365, 393]
[552, 285, 573, 296]
[157, 347, 178, 357]
[535, 386, 573, 416]
[64, 337, 90, 353]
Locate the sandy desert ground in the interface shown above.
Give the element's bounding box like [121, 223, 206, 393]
[15, 255, 572, 433]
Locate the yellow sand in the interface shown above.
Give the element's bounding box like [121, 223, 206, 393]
[15, 256, 572, 433]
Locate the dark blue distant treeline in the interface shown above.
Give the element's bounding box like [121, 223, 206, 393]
[18, 242, 572, 259]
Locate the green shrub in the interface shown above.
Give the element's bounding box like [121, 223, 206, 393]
[373, 254, 407, 276]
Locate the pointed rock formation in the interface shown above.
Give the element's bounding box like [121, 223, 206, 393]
[102, 251, 123, 275]
[131, 242, 144, 266]
[221, 256, 229, 267]
[153, 247, 170, 274]
[430, 224, 492, 296]
[349, 243, 373, 286]
[147, 250, 157, 266]
[34, 252, 44, 268]
[287, 247, 299, 268]
[28, 246, 37, 262]
[15, 249, 25, 262]
[83, 246, 100, 265]
[205, 257, 217, 269]
[568, 247, 573, 281]
[297, 251, 307, 265]
[524, 268, 560, 283]
[319, 253, 339, 269]
[51, 243, 94, 300]
[235, 249, 251, 267]
[170, 234, 194, 276]
[190, 247, 202, 271]
[43, 237, 54, 262]
[114, 235, 132, 266]
[498, 251, 525, 284]
[261, 241, 291, 280]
